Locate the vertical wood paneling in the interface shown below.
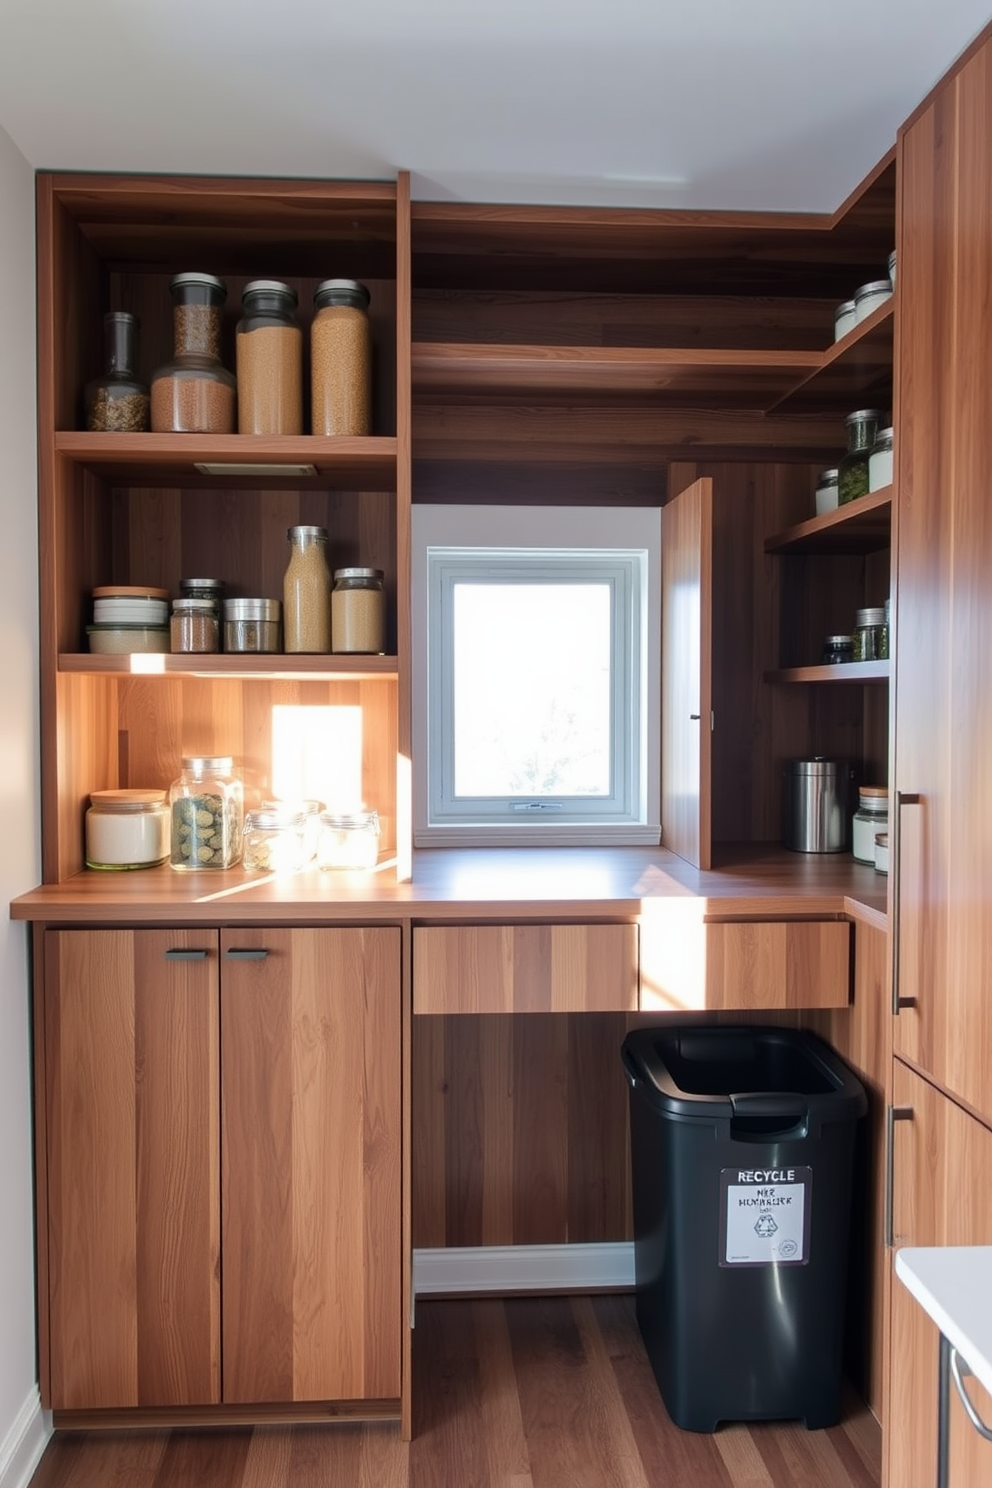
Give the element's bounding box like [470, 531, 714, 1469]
[661, 476, 712, 868]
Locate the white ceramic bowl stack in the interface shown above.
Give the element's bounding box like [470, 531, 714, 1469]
[87, 585, 171, 654]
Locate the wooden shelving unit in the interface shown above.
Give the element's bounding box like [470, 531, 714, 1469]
[764, 485, 893, 554]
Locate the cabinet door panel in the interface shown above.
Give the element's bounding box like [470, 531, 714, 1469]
[886, 1061, 992, 1488]
[45, 928, 220, 1410]
[221, 926, 401, 1403]
[661, 475, 712, 869]
[639, 914, 850, 1010]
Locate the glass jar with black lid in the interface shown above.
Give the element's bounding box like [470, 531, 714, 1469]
[150, 273, 236, 434]
[839, 410, 883, 505]
[85, 312, 149, 432]
[235, 279, 303, 435]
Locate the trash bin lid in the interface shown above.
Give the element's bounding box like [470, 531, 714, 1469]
[621, 1025, 867, 1123]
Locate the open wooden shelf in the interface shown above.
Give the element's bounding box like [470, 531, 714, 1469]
[764, 660, 890, 684]
[54, 432, 399, 491]
[764, 486, 893, 554]
[767, 298, 894, 413]
[59, 653, 399, 680]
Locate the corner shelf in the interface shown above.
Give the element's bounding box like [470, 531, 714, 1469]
[764, 486, 893, 555]
[764, 660, 890, 684]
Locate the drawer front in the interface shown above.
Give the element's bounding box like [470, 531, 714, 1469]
[640, 917, 851, 1011]
[413, 923, 639, 1014]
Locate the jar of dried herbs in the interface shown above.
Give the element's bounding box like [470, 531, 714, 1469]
[169, 755, 243, 869]
[838, 410, 882, 505]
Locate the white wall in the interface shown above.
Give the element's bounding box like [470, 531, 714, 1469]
[0, 125, 48, 1487]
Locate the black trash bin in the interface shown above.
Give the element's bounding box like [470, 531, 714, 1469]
[621, 1024, 867, 1433]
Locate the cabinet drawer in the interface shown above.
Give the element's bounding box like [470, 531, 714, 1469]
[413, 923, 638, 1014]
[639, 913, 850, 1011]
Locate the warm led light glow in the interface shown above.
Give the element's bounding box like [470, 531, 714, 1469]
[128, 654, 167, 674]
[271, 705, 364, 811]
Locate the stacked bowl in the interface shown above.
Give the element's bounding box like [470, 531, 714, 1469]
[87, 585, 170, 654]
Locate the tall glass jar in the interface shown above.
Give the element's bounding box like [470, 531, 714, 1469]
[169, 755, 243, 869]
[311, 279, 372, 435]
[150, 273, 236, 434]
[331, 567, 385, 654]
[838, 409, 882, 505]
[235, 279, 303, 434]
[85, 312, 150, 431]
[283, 525, 331, 653]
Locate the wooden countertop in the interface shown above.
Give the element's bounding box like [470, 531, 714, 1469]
[9, 844, 888, 928]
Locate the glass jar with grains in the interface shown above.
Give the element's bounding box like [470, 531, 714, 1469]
[331, 567, 385, 654]
[283, 525, 331, 653]
[85, 312, 149, 432]
[838, 409, 882, 505]
[150, 273, 236, 434]
[169, 755, 243, 870]
[235, 280, 303, 434]
[311, 279, 372, 436]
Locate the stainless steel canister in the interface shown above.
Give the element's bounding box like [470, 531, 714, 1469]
[783, 758, 856, 853]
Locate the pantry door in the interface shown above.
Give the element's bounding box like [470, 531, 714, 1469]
[661, 476, 713, 869]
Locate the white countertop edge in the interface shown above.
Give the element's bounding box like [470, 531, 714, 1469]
[896, 1246, 992, 1399]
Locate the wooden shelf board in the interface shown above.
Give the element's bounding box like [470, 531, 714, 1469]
[767, 298, 894, 413]
[764, 486, 893, 554]
[59, 654, 399, 681]
[53, 433, 398, 491]
[764, 660, 890, 684]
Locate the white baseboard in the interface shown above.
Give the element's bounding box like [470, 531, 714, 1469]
[0, 1388, 51, 1488]
[413, 1242, 636, 1297]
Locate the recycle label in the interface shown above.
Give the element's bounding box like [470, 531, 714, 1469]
[718, 1165, 811, 1267]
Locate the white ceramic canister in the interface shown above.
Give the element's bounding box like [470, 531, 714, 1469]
[834, 299, 857, 341]
[854, 279, 893, 323]
[815, 468, 840, 516]
[868, 427, 894, 491]
[86, 788, 170, 869]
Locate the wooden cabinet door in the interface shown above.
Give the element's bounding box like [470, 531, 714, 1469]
[43, 928, 220, 1410]
[661, 475, 712, 869]
[220, 926, 402, 1403]
[893, 33, 992, 1123]
[886, 1060, 992, 1488]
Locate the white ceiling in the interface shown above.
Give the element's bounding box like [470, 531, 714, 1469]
[1, 0, 990, 213]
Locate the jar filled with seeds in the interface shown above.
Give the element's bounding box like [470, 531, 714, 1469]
[311, 279, 372, 436]
[150, 273, 236, 434]
[284, 525, 331, 653]
[242, 805, 308, 874]
[169, 755, 243, 870]
[223, 597, 282, 654]
[331, 567, 385, 654]
[838, 409, 882, 505]
[170, 597, 220, 654]
[85, 312, 149, 432]
[236, 280, 303, 435]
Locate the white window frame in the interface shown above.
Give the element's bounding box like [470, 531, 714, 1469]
[412, 505, 661, 847]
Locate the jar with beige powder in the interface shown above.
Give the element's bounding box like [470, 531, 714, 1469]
[150, 273, 236, 434]
[236, 280, 303, 434]
[311, 279, 372, 435]
[331, 567, 385, 654]
[283, 525, 331, 653]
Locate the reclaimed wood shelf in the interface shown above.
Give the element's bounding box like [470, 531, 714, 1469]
[54, 432, 399, 490]
[764, 486, 893, 554]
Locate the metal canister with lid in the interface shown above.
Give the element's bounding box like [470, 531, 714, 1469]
[223, 597, 282, 654]
[331, 567, 385, 654]
[783, 758, 856, 853]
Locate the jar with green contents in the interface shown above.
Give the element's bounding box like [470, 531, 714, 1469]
[169, 755, 243, 869]
[838, 409, 882, 505]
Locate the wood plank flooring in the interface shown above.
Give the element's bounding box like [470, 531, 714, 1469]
[28, 1295, 881, 1488]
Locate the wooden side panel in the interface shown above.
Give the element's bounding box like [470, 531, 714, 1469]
[220, 926, 401, 1403]
[639, 912, 850, 1011]
[886, 1061, 992, 1488]
[412, 923, 638, 1014]
[661, 476, 712, 868]
[45, 928, 220, 1409]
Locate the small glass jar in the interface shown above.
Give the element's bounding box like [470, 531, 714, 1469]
[223, 598, 282, 654]
[852, 786, 889, 865]
[853, 605, 889, 661]
[169, 755, 244, 870]
[317, 809, 380, 870]
[170, 598, 220, 654]
[180, 577, 225, 625]
[833, 299, 857, 341]
[85, 312, 150, 431]
[86, 788, 169, 870]
[236, 280, 303, 435]
[868, 427, 894, 491]
[242, 805, 308, 874]
[823, 634, 854, 665]
[150, 273, 236, 434]
[814, 468, 840, 516]
[331, 567, 385, 654]
[311, 279, 372, 436]
[839, 409, 882, 505]
[283, 525, 331, 653]
[262, 798, 322, 864]
[854, 279, 893, 323]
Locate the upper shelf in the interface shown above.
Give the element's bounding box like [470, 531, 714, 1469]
[58, 654, 399, 681]
[764, 486, 893, 555]
[54, 433, 398, 491]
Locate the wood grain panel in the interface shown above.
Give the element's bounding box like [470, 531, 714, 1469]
[412, 923, 638, 1014]
[661, 476, 712, 869]
[886, 1062, 992, 1488]
[45, 928, 220, 1410]
[220, 926, 401, 1404]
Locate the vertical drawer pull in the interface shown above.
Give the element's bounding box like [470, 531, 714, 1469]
[884, 1103, 914, 1248]
[164, 948, 208, 961]
[891, 791, 922, 1015]
[225, 948, 270, 961]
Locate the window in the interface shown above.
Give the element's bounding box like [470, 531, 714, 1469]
[412, 505, 661, 846]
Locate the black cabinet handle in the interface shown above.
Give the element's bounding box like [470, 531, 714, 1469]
[224, 948, 270, 961]
[164, 948, 208, 961]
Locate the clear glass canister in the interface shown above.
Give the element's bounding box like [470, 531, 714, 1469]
[85, 312, 149, 431]
[151, 273, 236, 434]
[331, 567, 385, 654]
[311, 279, 372, 436]
[838, 409, 882, 505]
[170, 598, 220, 654]
[242, 805, 308, 873]
[317, 809, 380, 869]
[814, 467, 840, 516]
[180, 577, 225, 630]
[169, 755, 243, 870]
[284, 525, 331, 653]
[852, 786, 889, 865]
[868, 427, 894, 491]
[852, 605, 889, 661]
[262, 797, 322, 864]
[86, 788, 169, 869]
[235, 279, 303, 435]
[223, 598, 282, 654]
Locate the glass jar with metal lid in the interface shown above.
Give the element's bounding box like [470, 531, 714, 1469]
[311, 279, 372, 436]
[317, 809, 380, 870]
[868, 427, 894, 492]
[150, 273, 236, 434]
[85, 312, 149, 432]
[852, 786, 888, 865]
[839, 409, 882, 505]
[283, 525, 331, 653]
[852, 606, 889, 661]
[815, 468, 840, 516]
[242, 804, 308, 874]
[180, 577, 225, 621]
[236, 279, 303, 435]
[823, 634, 854, 665]
[223, 597, 282, 654]
[85, 788, 170, 870]
[262, 797, 322, 864]
[331, 567, 385, 654]
[169, 755, 243, 870]
[170, 597, 219, 654]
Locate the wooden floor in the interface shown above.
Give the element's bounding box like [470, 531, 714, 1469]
[28, 1295, 881, 1488]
